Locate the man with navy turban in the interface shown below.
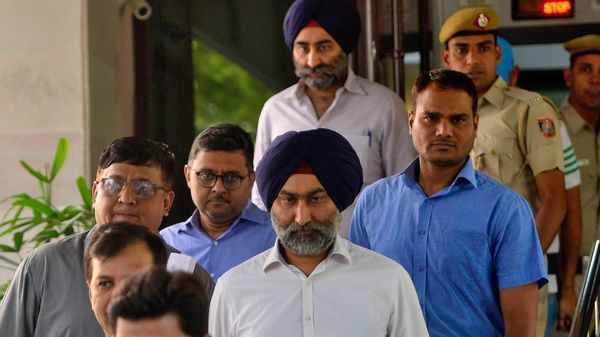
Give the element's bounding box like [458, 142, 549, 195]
[252, 0, 417, 238]
[209, 128, 429, 337]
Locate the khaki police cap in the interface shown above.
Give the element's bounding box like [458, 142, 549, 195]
[439, 7, 499, 44]
[564, 34, 600, 56]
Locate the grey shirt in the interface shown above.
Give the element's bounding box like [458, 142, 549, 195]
[0, 229, 214, 337]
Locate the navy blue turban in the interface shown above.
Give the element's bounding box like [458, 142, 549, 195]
[283, 0, 362, 54]
[256, 128, 363, 212]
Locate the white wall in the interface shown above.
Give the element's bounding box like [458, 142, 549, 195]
[0, 0, 86, 282]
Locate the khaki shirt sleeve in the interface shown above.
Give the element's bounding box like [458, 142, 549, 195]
[525, 100, 564, 176]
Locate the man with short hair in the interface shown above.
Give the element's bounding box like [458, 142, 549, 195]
[85, 223, 170, 337]
[108, 267, 209, 337]
[439, 9, 566, 333]
[161, 124, 275, 281]
[561, 34, 600, 260]
[350, 69, 547, 337]
[252, 0, 416, 237]
[439, 6, 565, 253]
[210, 128, 428, 337]
[0, 137, 214, 337]
[560, 34, 600, 330]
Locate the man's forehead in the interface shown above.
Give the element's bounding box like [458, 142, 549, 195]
[295, 26, 337, 45]
[97, 163, 164, 180]
[91, 245, 154, 277]
[280, 173, 326, 194]
[448, 34, 495, 46]
[192, 149, 248, 169]
[573, 53, 600, 66]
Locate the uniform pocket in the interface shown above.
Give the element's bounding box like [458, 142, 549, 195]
[473, 136, 517, 184]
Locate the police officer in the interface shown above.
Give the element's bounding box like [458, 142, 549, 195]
[561, 33, 600, 318]
[439, 6, 567, 336]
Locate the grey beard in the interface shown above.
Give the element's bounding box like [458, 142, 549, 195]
[294, 55, 348, 91]
[271, 212, 339, 256]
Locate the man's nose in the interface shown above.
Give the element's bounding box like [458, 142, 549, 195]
[118, 186, 137, 205]
[211, 177, 227, 193]
[294, 201, 312, 225]
[307, 50, 322, 69]
[465, 49, 478, 66]
[435, 120, 452, 137]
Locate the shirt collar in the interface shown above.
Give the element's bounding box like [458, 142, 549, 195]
[262, 235, 351, 273]
[183, 202, 268, 235]
[561, 96, 590, 134]
[479, 76, 506, 110]
[401, 157, 478, 190]
[293, 68, 367, 101]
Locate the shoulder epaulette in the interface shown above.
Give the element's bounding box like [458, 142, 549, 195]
[503, 86, 544, 106]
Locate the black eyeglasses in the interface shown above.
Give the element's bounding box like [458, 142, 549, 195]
[192, 170, 249, 190]
[95, 177, 167, 199]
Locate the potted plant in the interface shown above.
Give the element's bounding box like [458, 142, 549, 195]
[0, 138, 96, 300]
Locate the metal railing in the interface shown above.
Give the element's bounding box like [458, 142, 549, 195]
[570, 240, 600, 337]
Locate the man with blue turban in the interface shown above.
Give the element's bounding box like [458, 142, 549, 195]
[209, 128, 429, 337]
[252, 0, 416, 238]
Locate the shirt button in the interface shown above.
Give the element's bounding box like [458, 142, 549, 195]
[305, 316, 311, 321]
[418, 266, 425, 271]
[210, 273, 215, 278]
[418, 230, 425, 235]
[304, 280, 311, 286]
[213, 241, 219, 246]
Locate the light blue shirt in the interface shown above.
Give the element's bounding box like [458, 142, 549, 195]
[350, 157, 547, 337]
[161, 202, 276, 281]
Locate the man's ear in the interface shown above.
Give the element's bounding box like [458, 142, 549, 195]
[163, 191, 175, 217]
[441, 49, 450, 67]
[91, 169, 102, 206]
[184, 165, 192, 187]
[408, 111, 415, 135]
[563, 68, 573, 88]
[494, 44, 502, 66]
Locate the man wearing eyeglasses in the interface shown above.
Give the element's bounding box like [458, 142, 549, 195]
[0, 137, 214, 337]
[161, 124, 276, 281]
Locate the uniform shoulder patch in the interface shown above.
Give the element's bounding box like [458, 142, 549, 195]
[537, 117, 556, 138]
[503, 87, 545, 105]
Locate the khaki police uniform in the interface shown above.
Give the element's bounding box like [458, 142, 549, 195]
[562, 34, 600, 257]
[472, 77, 564, 211]
[561, 102, 600, 257]
[440, 7, 565, 337]
[473, 77, 563, 337]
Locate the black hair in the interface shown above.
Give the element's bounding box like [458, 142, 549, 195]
[108, 267, 209, 337]
[97, 137, 176, 188]
[412, 69, 478, 116]
[84, 222, 169, 281]
[188, 124, 254, 170]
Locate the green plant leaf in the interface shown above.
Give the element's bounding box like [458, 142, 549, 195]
[50, 138, 69, 180]
[0, 193, 31, 205]
[76, 177, 93, 208]
[0, 244, 16, 253]
[12, 232, 23, 251]
[19, 160, 49, 182]
[13, 199, 56, 217]
[32, 230, 60, 243]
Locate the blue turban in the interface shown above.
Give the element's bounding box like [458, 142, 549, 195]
[496, 36, 514, 83]
[256, 128, 363, 212]
[283, 0, 362, 54]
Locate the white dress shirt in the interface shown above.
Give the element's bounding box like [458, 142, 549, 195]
[252, 69, 416, 238]
[209, 236, 429, 337]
